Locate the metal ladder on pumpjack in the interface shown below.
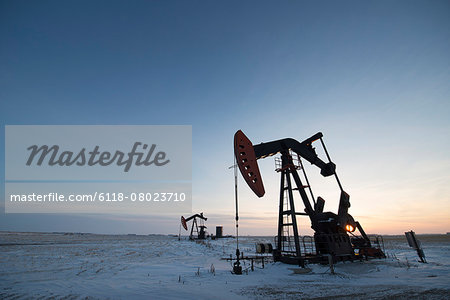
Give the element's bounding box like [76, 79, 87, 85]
[275, 151, 316, 256]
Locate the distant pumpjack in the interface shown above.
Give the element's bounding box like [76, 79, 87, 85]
[181, 213, 208, 240]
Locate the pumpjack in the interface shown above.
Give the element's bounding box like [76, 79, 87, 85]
[181, 213, 208, 240]
[234, 130, 385, 265]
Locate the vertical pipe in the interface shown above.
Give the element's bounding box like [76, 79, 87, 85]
[233, 156, 242, 273]
[234, 156, 239, 250]
[277, 169, 286, 253]
[319, 137, 343, 192]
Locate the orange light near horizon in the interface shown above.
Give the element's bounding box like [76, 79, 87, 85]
[345, 224, 354, 232]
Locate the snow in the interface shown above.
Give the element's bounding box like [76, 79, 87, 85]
[0, 232, 449, 299]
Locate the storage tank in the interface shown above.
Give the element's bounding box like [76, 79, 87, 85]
[256, 243, 273, 254]
[215, 226, 223, 238]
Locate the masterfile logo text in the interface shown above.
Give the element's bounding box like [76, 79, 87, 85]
[6, 125, 191, 181]
[26, 142, 170, 172]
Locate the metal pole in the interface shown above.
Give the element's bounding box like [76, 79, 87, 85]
[234, 156, 239, 250]
[233, 155, 242, 274]
[319, 137, 343, 192]
[277, 168, 286, 254]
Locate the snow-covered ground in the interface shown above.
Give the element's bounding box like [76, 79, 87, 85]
[0, 232, 449, 299]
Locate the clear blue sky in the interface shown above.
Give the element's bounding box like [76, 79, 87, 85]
[1, 0, 449, 235]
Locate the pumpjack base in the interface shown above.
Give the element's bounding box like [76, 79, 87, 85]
[314, 233, 354, 258]
[272, 233, 386, 267]
[276, 256, 306, 267]
[273, 251, 384, 267]
[273, 250, 306, 267]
